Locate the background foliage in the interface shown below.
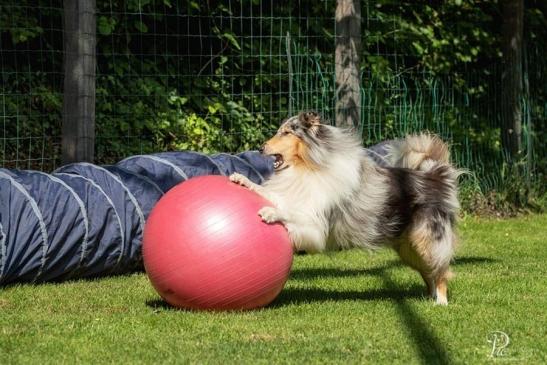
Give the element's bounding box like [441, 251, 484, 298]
[0, 0, 545, 211]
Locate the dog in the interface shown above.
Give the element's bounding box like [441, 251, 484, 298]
[230, 111, 461, 305]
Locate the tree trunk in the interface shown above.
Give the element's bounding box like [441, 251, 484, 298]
[500, 0, 524, 161]
[335, 0, 361, 130]
[62, 0, 96, 164]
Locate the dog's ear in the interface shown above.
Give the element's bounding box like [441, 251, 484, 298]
[298, 111, 321, 128]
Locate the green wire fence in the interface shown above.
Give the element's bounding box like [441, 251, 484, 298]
[0, 0, 545, 199]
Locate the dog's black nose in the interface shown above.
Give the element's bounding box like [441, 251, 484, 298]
[259, 145, 265, 154]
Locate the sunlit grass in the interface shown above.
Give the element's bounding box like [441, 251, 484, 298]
[1, 215, 545, 364]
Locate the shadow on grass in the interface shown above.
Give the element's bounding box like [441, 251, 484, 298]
[289, 264, 396, 280]
[146, 298, 177, 311]
[378, 269, 453, 365]
[454, 256, 496, 265]
[290, 256, 495, 281]
[145, 257, 495, 362]
[273, 284, 425, 305]
[279, 259, 471, 365]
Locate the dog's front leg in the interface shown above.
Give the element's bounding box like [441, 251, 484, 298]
[260, 208, 328, 253]
[229, 173, 263, 192]
[229, 173, 277, 202]
[258, 206, 287, 224]
[229, 173, 289, 227]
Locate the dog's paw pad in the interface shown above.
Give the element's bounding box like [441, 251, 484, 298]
[258, 207, 280, 224]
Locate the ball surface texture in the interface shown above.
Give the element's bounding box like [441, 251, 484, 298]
[143, 175, 292, 310]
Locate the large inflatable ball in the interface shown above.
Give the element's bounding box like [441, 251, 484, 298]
[143, 175, 293, 310]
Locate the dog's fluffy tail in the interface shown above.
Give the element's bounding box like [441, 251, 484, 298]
[386, 133, 450, 171]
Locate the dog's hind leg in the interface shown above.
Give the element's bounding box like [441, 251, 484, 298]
[432, 268, 454, 305]
[419, 271, 436, 299]
[395, 239, 436, 299]
[406, 219, 456, 305]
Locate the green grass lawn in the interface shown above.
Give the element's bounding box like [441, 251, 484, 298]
[1, 215, 546, 364]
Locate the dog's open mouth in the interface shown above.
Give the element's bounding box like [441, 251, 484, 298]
[272, 154, 284, 170]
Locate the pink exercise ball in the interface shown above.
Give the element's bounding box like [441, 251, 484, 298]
[143, 175, 293, 310]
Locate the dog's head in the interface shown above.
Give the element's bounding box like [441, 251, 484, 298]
[260, 111, 328, 171]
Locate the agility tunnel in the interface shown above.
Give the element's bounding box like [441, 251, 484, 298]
[0, 151, 273, 286]
[0, 143, 391, 286]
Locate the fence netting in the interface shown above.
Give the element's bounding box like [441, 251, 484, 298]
[0, 0, 545, 197]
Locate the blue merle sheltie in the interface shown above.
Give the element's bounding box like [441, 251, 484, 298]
[230, 111, 461, 305]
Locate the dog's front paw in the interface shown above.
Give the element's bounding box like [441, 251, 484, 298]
[229, 173, 252, 188]
[258, 206, 282, 224]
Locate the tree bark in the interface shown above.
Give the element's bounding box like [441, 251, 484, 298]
[500, 0, 524, 161]
[335, 0, 361, 130]
[62, 0, 96, 164]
